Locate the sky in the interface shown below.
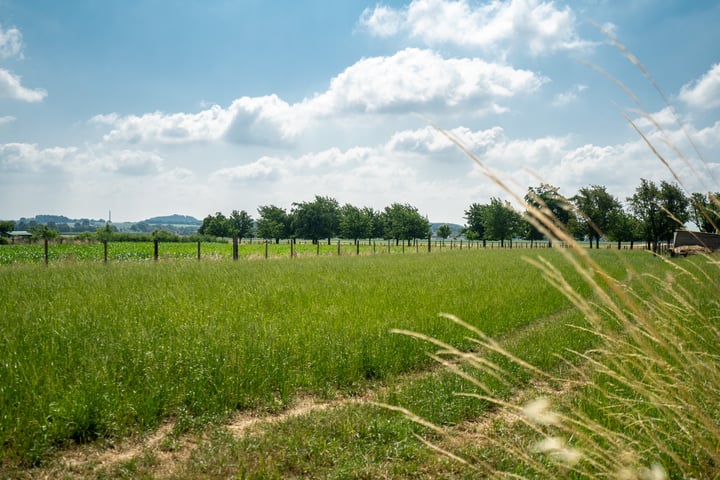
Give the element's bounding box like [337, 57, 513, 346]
[0, 0, 719, 224]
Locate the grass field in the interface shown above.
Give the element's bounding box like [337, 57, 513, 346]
[0, 238, 579, 264]
[1, 247, 717, 478]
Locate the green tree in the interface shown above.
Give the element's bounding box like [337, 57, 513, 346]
[292, 195, 341, 244]
[628, 179, 689, 252]
[198, 212, 229, 237]
[339, 204, 372, 243]
[572, 185, 623, 249]
[689, 192, 720, 233]
[482, 197, 521, 247]
[228, 210, 255, 240]
[96, 223, 116, 242]
[256, 205, 291, 244]
[464, 203, 488, 240]
[383, 203, 430, 246]
[364, 207, 385, 240]
[436, 224, 452, 239]
[0, 220, 15, 234]
[606, 209, 641, 250]
[524, 183, 572, 246]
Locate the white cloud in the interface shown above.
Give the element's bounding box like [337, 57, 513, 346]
[388, 125, 504, 154]
[0, 143, 77, 172]
[91, 104, 233, 144]
[311, 48, 546, 114]
[679, 63, 720, 110]
[0, 68, 47, 102]
[551, 84, 587, 107]
[93, 49, 544, 147]
[0, 24, 22, 59]
[224, 95, 304, 146]
[86, 150, 164, 176]
[359, 0, 593, 56]
[0, 115, 15, 125]
[210, 156, 286, 183]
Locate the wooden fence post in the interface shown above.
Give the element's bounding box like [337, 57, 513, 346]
[232, 236, 239, 261]
[197, 240, 201, 261]
[356, 240, 360, 256]
[153, 239, 159, 261]
[265, 240, 269, 259]
[104, 240, 108, 264]
[427, 235, 431, 253]
[44, 238, 49, 266]
[337, 240, 341, 256]
[290, 240, 294, 258]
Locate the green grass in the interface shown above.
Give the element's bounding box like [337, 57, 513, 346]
[0, 248, 643, 468]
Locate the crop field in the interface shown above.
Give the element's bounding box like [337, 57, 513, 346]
[1, 247, 718, 478]
[0, 238, 568, 264]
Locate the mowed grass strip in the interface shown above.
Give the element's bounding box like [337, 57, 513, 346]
[0, 248, 638, 466]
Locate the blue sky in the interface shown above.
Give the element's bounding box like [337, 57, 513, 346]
[1, 0, 719, 224]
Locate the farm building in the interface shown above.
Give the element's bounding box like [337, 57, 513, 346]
[671, 230, 720, 256]
[0, 231, 33, 243]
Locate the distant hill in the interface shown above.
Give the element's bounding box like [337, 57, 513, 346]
[144, 214, 201, 225]
[430, 222, 463, 232]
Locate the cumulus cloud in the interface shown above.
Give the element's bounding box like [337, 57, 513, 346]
[359, 0, 593, 56]
[0, 68, 47, 102]
[679, 63, 720, 110]
[224, 95, 304, 146]
[91, 104, 233, 144]
[388, 125, 504, 154]
[0, 143, 77, 172]
[0, 115, 15, 125]
[312, 48, 546, 114]
[93, 49, 544, 147]
[0, 24, 22, 59]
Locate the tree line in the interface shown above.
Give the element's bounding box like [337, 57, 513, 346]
[197, 180, 718, 253]
[2, 179, 717, 252]
[464, 180, 719, 252]
[198, 197, 431, 247]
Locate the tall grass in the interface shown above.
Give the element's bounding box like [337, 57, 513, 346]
[390, 37, 720, 478]
[0, 249, 630, 467]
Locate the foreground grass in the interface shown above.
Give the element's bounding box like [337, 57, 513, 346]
[1, 248, 660, 474]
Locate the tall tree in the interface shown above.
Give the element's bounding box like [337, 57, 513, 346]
[628, 179, 689, 252]
[256, 205, 291, 244]
[689, 192, 720, 233]
[291, 195, 341, 244]
[436, 224, 452, 239]
[339, 204, 372, 243]
[482, 197, 521, 247]
[606, 209, 641, 250]
[227, 210, 255, 240]
[464, 203, 488, 240]
[198, 212, 229, 237]
[572, 185, 623, 248]
[364, 207, 385, 240]
[383, 203, 429, 246]
[524, 183, 572, 245]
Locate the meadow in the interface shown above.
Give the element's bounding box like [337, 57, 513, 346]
[0, 238, 566, 264]
[0, 247, 641, 471]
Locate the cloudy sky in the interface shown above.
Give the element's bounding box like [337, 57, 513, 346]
[1, 0, 719, 224]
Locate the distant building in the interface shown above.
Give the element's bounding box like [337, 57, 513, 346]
[0, 231, 33, 243]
